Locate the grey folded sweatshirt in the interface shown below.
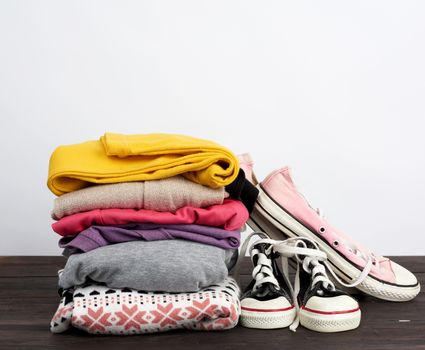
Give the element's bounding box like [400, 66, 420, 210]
[52, 176, 227, 219]
[58, 240, 237, 292]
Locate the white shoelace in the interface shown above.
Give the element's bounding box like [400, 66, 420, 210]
[250, 247, 280, 293]
[323, 242, 375, 289]
[233, 232, 271, 286]
[301, 193, 379, 288]
[271, 237, 334, 331]
[233, 232, 337, 332]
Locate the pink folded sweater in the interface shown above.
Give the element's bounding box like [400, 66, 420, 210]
[52, 199, 248, 236]
[50, 277, 240, 335]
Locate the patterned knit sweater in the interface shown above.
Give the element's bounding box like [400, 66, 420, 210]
[51, 277, 240, 335]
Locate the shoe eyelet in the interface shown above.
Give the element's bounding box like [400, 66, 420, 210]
[319, 227, 326, 234]
[332, 240, 339, 247]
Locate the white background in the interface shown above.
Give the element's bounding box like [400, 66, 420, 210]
[0, 1, 424, 255]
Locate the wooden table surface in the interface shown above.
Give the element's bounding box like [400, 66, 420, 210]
[0, 256, 424, 350]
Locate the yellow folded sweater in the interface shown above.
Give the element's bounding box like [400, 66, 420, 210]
[47, 133, 239, 196]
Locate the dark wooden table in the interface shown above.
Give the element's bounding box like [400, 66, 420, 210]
[0, 256, 424, 350]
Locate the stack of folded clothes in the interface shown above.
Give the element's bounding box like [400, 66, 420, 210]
[48, 133, 257, 335]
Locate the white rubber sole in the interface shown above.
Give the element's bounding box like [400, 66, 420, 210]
[299, 308, 361, 333]
[248, 187, 421, 302]
[240, 306, 296, 329]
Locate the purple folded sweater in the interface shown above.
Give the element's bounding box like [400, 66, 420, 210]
[59, 223, 241, 254]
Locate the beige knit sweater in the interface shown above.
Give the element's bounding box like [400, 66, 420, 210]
[52, 176, 227, 219]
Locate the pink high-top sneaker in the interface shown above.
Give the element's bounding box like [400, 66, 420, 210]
[238, 154, 420, 302]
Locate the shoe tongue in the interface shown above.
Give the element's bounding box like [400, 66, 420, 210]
[312, 282, 330, 296]
[253, 281, 279, 298]
[254, 242, 269, 253]
[237, 153, 255, 184]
